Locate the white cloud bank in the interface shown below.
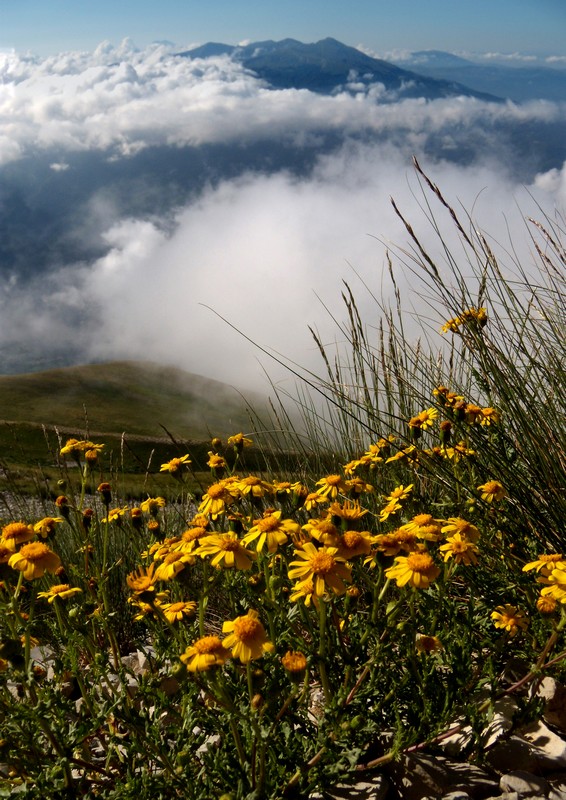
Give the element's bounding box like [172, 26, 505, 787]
[1, 40, 564, 166]
[0, 41, 565, 390]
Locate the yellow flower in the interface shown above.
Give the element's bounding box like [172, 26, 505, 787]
[222, 609, 274, 663]
[8, 542, 62, 580]
[227, 432, 253, 450]
[301, 492, 329, 512]
[441, 306, 487, 334]
[289, 578, 319, 606]
[1, 522, 35, 552]
[160, 454, 191, 473]
[336, 530, 373, 560]
[537, 595, 557, 615]
[234, 475, 274, 498]
[315, 474, 348, 499]
[441, 518, 480, 543]
[126, 563, 158, 595]
[303, 518, 341, 547]
[480, 407, 500, 426]
[243, 511, 298, 553]
[101, 506, 129, 524]
[344, 477, 374, 497]
[385, 552, 440, 589]
[160, 601, 197, 623]
[439, 533, 480, 565]
[198, 481, 236, 519]
[328, 500, 369, 522]
[0, 543, 12, 564]
[207, 452, 227, 471]
[379, 500, 402, 522]
[140, 497, 166, 514]
[443, 442, 476, 461]
[154, 551, 194, 581]
[491, 605, 528, 636]
[477, 480, 507, 503]
[33, 517, 64, 539]
[386, 484, 414, 502]
[399, 514, 443, 542]
[523, 554, 564, 575]
[373, 530, 418, 556]
[409, 409, 438, 431]
[196, 533, 256, 570]
[415, 634, 443, 654]
[281, 651, 307, 674]
[288, 542, 351, 597]
[37, 584, 82, 603]
[385, 445, 419, 464]
[180, 635, 231, 671]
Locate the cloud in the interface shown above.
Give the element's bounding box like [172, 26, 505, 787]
[1, 140, 564, 392]
[1, 40, 564, 170]
[0, 41, 565, 391]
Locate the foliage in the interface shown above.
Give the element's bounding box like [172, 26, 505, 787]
[0, 170, 565, 798]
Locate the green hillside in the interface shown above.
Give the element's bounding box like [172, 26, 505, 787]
[0, 360, 262, 440]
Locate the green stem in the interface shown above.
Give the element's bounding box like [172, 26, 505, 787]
[317, 600, 332, 704]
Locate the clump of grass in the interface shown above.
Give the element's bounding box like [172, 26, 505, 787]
[0, 169, 565, 799]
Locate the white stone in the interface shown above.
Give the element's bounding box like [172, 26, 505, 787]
[499, 770, 550, 795]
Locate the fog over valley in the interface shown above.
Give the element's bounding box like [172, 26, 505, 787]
[1, 39, 565, 389]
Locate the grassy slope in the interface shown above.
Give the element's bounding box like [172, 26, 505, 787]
[0, 360, 262, 439]
[0, 361, 273, 477]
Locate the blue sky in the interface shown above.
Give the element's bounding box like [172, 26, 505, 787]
[1, 0, 564, 57]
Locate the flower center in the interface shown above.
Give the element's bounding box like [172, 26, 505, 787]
[413, 514, 434, 526]
[342, 531, 362, 548]
[406, 553, 435, 572]
[194, 635, 224, 654]
[206, 484, 226, 499]
[310, 551, 335, 574]
[2, 522, 32, 540]
[19, 542, 50, 561]
[257, 516, 280, 532]
[220, 538, 241, 551]
[233, 617, 262, 641]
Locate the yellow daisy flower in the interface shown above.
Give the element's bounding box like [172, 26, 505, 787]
[33, 517, 64, 539]
[288, 542, 351, 597]
[491, 604, 528, 636]
[180, 635, 231, 672]
[439, 533, 480, 566]
[385, 552, 440, 589]
[1, 522, 35, 552]
[140, 497, 166, 514]
[160, 454, 192, 474]
[243, 511, 298, 554]
[336, 530, 373, 560]
[198, 481, 237, 519]
[315, 474, 348, 499]
[222, 609, 274, 663]
[37, 584, 82, 603]
[281, 651, 307, 674]
[477, 480, 507, 503]
[8, 542, 62, 580]
[415, 634, 443, 654]
[196, 533, 256, 570]
[160, 601, 197, 623]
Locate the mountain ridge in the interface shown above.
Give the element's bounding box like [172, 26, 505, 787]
[179, 37, 501, 101]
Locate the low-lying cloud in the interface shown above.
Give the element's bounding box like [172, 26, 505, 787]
[0, 41, 565, 392]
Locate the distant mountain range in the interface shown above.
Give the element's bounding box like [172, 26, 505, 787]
[179, 38, 501, 102]
[391, 50, 566, 103]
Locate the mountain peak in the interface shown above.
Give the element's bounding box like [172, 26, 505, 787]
[180, 37, 500, 101]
